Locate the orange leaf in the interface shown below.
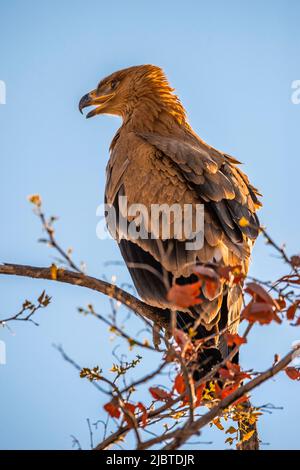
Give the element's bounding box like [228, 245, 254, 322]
[215, 380, 240, 401]
[104, 399, 121, 419]
[213, 418, 224, 431]
[285, 367, 300, 380]
[242, 430, 255, 442]
[149, 387, 172, 401]
[224, 333, 247, 347]
[174, 374, 186, 394]
[219, 362, 251, 383]
[195, 383, 205, 406]
[232, 394, 249, 406]
[242, 301, 281, 325]
[220, 383, 239, 399]
[27, 193, 42, 207]
[167, 281, 202, 308]
[244, 282, 276, 306]
[287, 303, 298, 321]
[124, 402, 136, 414]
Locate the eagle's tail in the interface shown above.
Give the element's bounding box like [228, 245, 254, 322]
[119, 239, 241, 378]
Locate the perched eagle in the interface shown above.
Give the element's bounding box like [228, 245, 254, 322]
[79, 65, 261, 373]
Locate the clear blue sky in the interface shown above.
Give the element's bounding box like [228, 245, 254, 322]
[0, 0, 299, 450]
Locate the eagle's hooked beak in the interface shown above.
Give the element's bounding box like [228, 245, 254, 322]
[79, 89, 115, 118]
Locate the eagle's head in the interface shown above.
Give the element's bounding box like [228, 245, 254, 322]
[79, 64, 186, 125]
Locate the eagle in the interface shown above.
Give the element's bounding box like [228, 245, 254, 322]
[79, 64, 261, 374]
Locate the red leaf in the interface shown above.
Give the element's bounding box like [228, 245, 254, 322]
[104, 399, 121, 419]
[215, 381, 241, 400]
[167, 281, 202, 308]
[232, 394, 249, 406]
[124, 402, 136, 414]
[149, 387, 172, 401]
[219, 362, 251, 383]
[195, 383, 205, 406]
[220, 383, 239, 400]
[224, 333, 247, 347]
[242, 301, 282, 325]
[287, 303, 298, 321]
[137, 402, 148, 427]
[174, 374, 186, 394]
[244, 282, 276, 306]
[122, 402, 137, 428]
[285, 367, 300, 380]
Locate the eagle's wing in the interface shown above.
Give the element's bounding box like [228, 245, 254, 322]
[105, 130, 261, 339]
[138, 132, 261, 244]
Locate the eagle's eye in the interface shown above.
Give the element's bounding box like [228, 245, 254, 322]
[110, 79, 119, 90]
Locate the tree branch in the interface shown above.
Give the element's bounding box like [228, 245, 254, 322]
[0, 263, 169, 329]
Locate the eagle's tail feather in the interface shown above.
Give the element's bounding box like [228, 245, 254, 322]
[119, 239, 239, 378]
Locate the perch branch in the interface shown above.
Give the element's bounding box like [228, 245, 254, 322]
[0, 263, 169, 329]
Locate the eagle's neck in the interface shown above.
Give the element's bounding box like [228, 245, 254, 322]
[122, 84, 190, 134]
